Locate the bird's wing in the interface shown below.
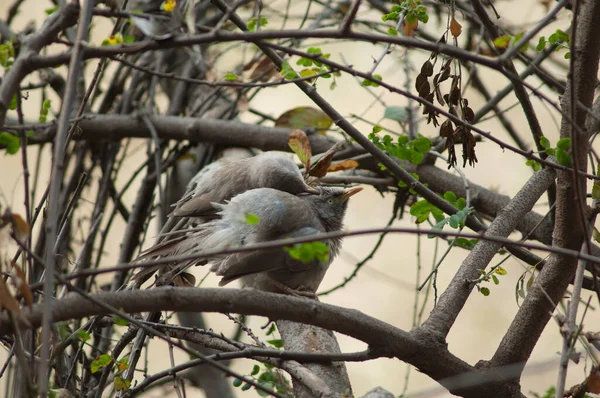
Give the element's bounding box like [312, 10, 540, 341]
[213, 227, 325, 286]
[169, 193, 218, 217]
[136, 235, 188, 260]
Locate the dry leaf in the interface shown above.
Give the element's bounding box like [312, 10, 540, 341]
[450, 17, 462, 37]
[328, 159, 359, 172]
[11, 261, 33, 308]
[307, 142, 344, 178]
[288, 130, 312, 168]
[588, 367, 600, 393]
[404, 19, 418, 36]
[248, 56, 279, 82]
[0, 278, 30, 326]
[9, 214, 30, 242]
[275, 107, 333, 134]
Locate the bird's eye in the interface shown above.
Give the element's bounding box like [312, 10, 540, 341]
[327, 198, 334, 204]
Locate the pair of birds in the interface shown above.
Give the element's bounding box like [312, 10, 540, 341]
[134, 151, 361, 295]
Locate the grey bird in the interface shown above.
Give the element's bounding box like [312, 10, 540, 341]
[170, 151, 318, 218]
[127, 0, 190, 40]
[139, 186, 362, 293]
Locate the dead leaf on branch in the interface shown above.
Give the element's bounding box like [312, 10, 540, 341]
[328, 159, 359, 172]
[308, 141, 344, 178]
[244, 56, 279, 82]
[404, 19, 418, 36]
[0, 278, 30, 326]
[276, 106, 333, 134]
[450, 17, 462, 38]
[11, 261, 33, 309]
[288, 130, 312, 169]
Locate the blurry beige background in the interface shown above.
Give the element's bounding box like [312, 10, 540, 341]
[1, 0, 598, 397]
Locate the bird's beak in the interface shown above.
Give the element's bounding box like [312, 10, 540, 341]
[341, 186, 363, 202]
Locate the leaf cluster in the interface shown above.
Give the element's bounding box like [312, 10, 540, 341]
[416, 38, 478, 168]
[369, 126, 431, 165]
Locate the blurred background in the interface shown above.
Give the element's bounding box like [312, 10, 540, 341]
[0, 0, 597, 396]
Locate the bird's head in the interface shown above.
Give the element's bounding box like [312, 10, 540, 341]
[308, 186, 362, 232]
[255, 152, 318, 195]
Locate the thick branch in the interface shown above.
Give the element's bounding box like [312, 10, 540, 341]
[0, 3, 79, 126]
[491, 0, 600, 373]
[421, 164, 556, 337]
[20, 114, 338, 154]
[1, 287, 506, 396]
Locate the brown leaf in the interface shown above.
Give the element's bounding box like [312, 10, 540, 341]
[1, 211, 30, 242]
[450, 17, 462, 38]
[248, 56, 279, 82]
[404, 19, 418, 36]
[288, 130, 312, 168]
[0, 279, 30, 326]
[415, 74, 428, 93]
[11, 262, 33, 309]
[328, 159, 359, 172]
[276, 107, 333, 134]
[308, 142, 344, 178]
[587, 367, 600, 393]
[420, 61, 433, 77]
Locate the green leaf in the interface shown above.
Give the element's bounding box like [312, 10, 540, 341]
[492, 274, 499, 285]
[113, 316, 129, 326]
[245, 213, 260, 225]
[233, 378, 243, 387]
[0, 132, 20, 154]
[556, 137, 571, 150]
[539, 136, 551, 149]
[536, 36, 546, 51]
[241, 383, 252, 391]
[9, 94, 17, 110]
[91, 354, 112, 373]
[40, 99, 51, 122]
[564, 52, 571, 59]
[443, 191, 457, 203]
[77, 330, 91, 342]
[387, 27, 398, 36]
[493, 35, 511, 48]
[45, 5, 59, 14]
[114, 376, 130, 391]
[267, 339, 283, 348]
[480, 287, 490, 296]
[372, 125, 382, 134]
[383, 106, 409, 122]
[556, 149, 571, 166]
[224, 73, 238, 81]
[371, 74, 382, 87]
[453, 238, 478, 250]
[251, 365, 260, 376]
[284, 241, 329, 263]
[409, 151, 424, 165]
[495, 266, 507, 275]
[412, 137, 431, 153]
[593, 227, 600, 243]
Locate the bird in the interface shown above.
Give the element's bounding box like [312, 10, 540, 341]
[137, 186, 362, 294]
[126, 0, 190, 39]
[132, 151, 318, 285]
[170, 151, 318, 218]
